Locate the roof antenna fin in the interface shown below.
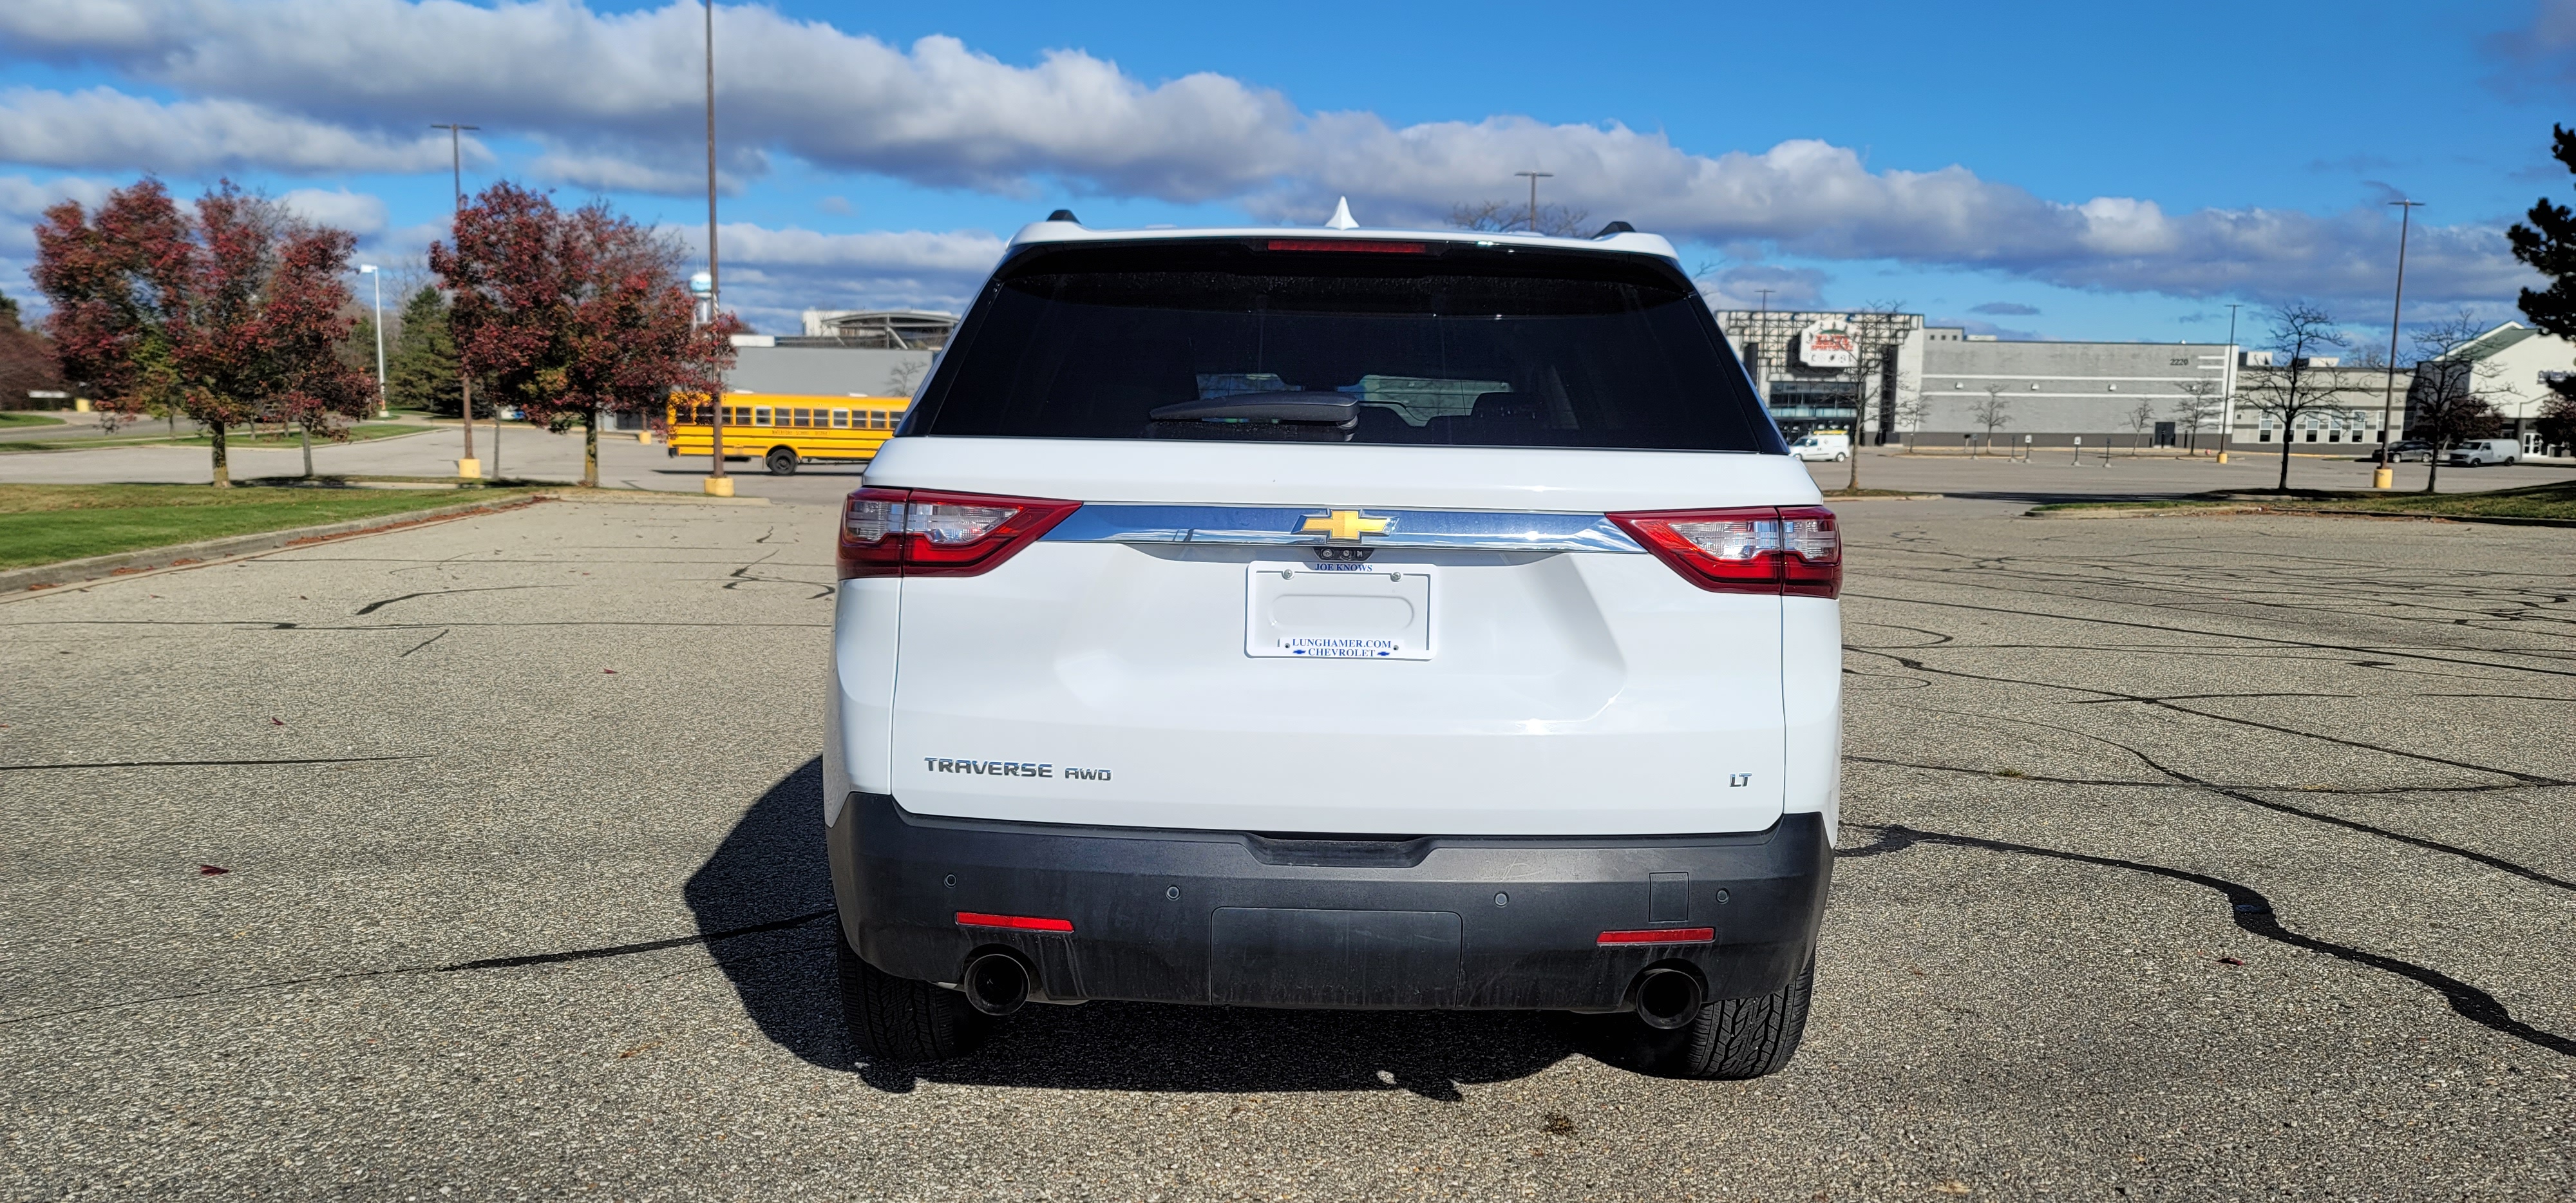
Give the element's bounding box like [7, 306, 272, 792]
[1323, 197, 1359, 230]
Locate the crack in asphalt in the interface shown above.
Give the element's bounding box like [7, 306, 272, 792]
[1845, 752, 2576, 892]
[352, 585, 551, 615]
[1841, 591, 2576, 681]
[1848, 646, 2570, 787]
[0, 755, 430, 772]
[1835, 822, 2576, 1059]
[0, 910, 839, 1027]
[397, 629, 450, 658]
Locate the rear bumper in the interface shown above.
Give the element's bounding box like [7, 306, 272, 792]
[826, 792, 1832, 1011]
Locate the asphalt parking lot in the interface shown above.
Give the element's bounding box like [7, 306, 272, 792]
[4, 489, 2572, 1200]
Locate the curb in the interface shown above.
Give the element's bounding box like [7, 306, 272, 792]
[1, 497, 545, 595]
[536, 489, 773, 506]
[1, 488, 768, 596]
[2024, 503, 2576, 529]
[2025, 505, 2264, 520]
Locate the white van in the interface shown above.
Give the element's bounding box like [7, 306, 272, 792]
[826, 213, 1841, 1079]
[2446, 438, 2518, 466]
[1788, 431, 1851, 462]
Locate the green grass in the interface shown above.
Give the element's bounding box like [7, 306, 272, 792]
[0, 483, 531, 570]
[2031, 482, 2576, 522]
[0, 411, 66, 428]
[2266, 481, 2576, 520]
[1820, 487, 1937, 499]
[0, 422, 428, 453]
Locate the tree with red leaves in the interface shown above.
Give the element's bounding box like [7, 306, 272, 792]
[0, 289, 67, 406]
[31, 178, 374, 486]
[430, 182, 737, 488]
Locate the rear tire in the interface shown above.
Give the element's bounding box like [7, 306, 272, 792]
[1833, 451, 1848, 462]
[766, 447, 799, 475]
[837, 936, 991, 1063]
[1586, 952, 1815, 1079]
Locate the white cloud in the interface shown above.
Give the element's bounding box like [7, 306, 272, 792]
[0, 173, 119, 258]
[281, 187, 388, 235]
[0, 87, 464, 175]
[667, 222, 1005, 331]
[1698, 265, 1832, 312]
[0, 0, 2537, 308]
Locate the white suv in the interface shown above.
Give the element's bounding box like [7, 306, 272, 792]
[824, 213, 1841, 1079]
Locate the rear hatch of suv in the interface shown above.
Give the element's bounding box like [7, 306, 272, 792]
[852, 235, 1821, 837]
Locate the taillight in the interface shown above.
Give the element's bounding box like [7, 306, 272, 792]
[837, 488, 1079, 580]
[1606, 506, 1841, 598]
[1774, 506, 1841, 598]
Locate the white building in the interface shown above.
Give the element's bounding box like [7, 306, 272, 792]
[2407, 322, 2573, 455]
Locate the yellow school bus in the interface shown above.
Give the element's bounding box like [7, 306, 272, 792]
[665, 393, 910, 475]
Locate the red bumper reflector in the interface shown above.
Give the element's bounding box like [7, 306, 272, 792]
[1597, 927, 1715, 946]
[956, 911, 1074, 933]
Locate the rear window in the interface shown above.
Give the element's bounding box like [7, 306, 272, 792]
[909, 240, 1783, 453]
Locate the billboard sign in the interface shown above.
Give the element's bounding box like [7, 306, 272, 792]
[1797, 319, 1857, 369]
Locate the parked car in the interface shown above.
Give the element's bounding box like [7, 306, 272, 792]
[1788, 431, 1850, 462]
[2365, 439, 2433, 464]
[2446, 439, 2519, 466]
[826, 212, 1842, 1079]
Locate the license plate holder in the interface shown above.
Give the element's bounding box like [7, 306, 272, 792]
[1244, 560, 1434, 660]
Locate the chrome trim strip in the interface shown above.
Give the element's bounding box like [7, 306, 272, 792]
[1040, 504, 1644, 553]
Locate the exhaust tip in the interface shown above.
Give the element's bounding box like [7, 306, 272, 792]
[1633, 967, 1703, 1030]
[963, 952, 1030, 1017]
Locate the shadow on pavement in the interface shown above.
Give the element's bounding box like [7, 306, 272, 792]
[685, 757, 1580, 1096]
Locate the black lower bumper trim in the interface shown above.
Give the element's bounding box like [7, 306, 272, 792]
[826, 792, 1831, 1012]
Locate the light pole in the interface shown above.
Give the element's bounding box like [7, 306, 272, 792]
[359, 264, 387, 417]
[2374, 199, 2423, 490]
[2216, 302, 2242, 464]
[1514, 171, 1552, 234]
[431, 122, 480, 480]
[701, 0, 731, 496]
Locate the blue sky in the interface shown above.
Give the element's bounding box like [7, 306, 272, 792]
[5, 0, 2575, 345]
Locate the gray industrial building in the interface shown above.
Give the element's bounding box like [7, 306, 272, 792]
[1719, 308, 2246, 450]
[721, 336, 935, 398]
[1917, 332, 2237, 450]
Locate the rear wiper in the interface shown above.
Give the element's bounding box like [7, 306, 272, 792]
[1149, 392, 1358, 424]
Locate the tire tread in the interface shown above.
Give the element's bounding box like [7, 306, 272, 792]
[837, 938, 990, 1063]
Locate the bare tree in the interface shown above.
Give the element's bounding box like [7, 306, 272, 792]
[2405, 310, 2512, 493]
[1890, 384, 1931, 446]
[2123, 397, 2157, 455]
[882, 358, 927, 398]
[1835, 301, 1911, 491]
[2233, 302, 2353, 490]
[1969, 384, 2012, 457]
[2169, 379, 2224, 455]
[1448, 200, 1594, 239]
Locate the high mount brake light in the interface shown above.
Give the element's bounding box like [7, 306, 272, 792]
[1263, 239, 1430, 254]
[1607, 505, 1841, 598]
[837, 488, 1079, 580]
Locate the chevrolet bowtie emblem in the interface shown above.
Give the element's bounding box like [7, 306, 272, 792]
[1300, 509, 1392, 542]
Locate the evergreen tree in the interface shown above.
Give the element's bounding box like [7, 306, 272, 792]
[2508, 123, 2576, 442]
[2510, 124, 2576, 339]
[386, 285, 463, 415]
